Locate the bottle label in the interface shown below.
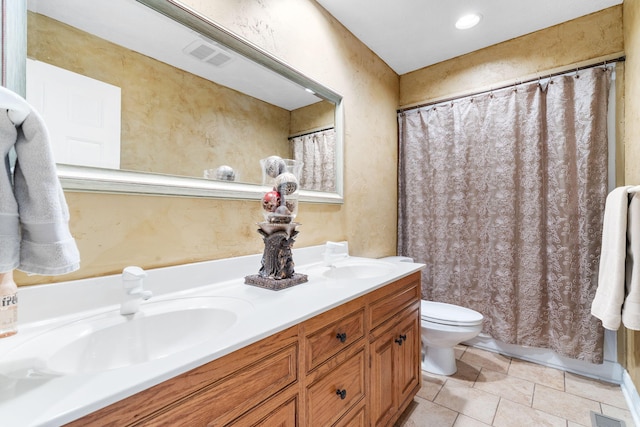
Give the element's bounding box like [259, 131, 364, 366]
[1, 294, 17, 307]
[0, 293, 17, 333]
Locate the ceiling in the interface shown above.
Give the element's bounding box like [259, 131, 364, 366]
[316, 0, 623, 75]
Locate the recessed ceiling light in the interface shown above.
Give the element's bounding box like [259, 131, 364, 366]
[455, 13, 482, 30]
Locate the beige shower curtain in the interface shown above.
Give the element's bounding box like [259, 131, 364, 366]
[291, 128, 336, 192]
[398, 67, 611, 363]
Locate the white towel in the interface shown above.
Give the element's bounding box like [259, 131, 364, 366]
[622, 193, 640, 330]
[591, 186, 632, 330]
[0, 90, 80, 275]
[0, 112, 20, 272]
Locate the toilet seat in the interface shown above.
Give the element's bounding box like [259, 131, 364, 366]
[421, 300, 483, 327]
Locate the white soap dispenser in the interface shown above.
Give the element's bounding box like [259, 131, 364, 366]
[0, 271, 18, 338]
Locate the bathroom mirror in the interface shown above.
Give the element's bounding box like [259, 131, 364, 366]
[20, 0, 344, 203]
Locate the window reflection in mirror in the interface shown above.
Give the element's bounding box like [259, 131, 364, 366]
[26, 0, 337, 192]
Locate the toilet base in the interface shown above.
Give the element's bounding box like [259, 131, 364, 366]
[422, 346, 457, 375]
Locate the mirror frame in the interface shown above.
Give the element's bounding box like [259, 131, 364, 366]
[12, 0, 344, 203]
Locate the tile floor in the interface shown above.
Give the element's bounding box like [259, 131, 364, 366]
[397, 345, 637, 427]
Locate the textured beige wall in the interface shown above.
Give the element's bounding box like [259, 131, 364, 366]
[28, 12, 290, 184]
[623, 0, 640, 397]
[400, 7, 624, 108]
[17, 0, 399, 285]
[290, 100, 335, 136]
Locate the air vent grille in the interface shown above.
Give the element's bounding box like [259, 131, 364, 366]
[591, 411, 626, 427]
[189, 44, 216, 60]
[206, 52, 232, 67]
[183, 40, 233, 67]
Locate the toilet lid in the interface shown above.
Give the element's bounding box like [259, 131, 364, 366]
[421, 300, 484, 326]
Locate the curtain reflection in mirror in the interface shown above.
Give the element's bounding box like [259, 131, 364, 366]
[291, 128, 336, 192]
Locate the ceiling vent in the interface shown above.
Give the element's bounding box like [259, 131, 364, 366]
[183, 40, 233, 67]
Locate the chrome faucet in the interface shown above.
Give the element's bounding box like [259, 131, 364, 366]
[120, 266, 152, 316]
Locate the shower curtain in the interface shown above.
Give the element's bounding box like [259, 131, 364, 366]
[291, 128, 336, 192]
[398, 67, 611, 363]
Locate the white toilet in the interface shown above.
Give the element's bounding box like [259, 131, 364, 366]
[420, 300, 483, 375]
[378, 256, 484, 376]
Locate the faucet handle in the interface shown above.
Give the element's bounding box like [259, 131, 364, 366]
[122, 266, 148, 290]
[324, 241, 349, 265]
[123, 266, 147, 281]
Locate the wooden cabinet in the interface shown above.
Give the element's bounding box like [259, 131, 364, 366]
[65, 326, 299, 427]
[369, 275, 422, 427]
[65, 272, 422, 427]
[301, 298, 367, 426]
[140, 344, 299, 426]
[370, 306, 420, 426]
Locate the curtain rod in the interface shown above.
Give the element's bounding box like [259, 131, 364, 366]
[288, 126, 334, 140]
[398, 55, 625, 114]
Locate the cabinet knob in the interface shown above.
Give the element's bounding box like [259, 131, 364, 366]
[395, 334, 407, 345]
[336, 332, 347, 343]
[336, 389, 347, 400]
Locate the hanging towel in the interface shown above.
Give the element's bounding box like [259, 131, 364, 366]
[0, 91, 80, 275]
[0, 112, 20, 272]
[591, 186, 632, 330]
[622, 193, 640, 330]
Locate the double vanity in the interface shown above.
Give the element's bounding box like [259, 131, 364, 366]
[0, 244, 424, 426]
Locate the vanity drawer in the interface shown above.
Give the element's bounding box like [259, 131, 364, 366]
[229, 388, 298, 426]
[139, 343, 298, 426]
[368, 273, 420, 331]
[304, 305, 365, 371]
[306, 348, 366, 427]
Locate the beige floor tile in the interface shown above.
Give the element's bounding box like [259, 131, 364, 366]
[448, 360, 483, 387]
[566, 421, 588, 427]
[422, 360, 481, 388]
[455, 345, 468, 360]
[493, 398, 566, 427]
[532, 384, 600, 426]
[474, 368, 535, 406]
[565, 372, 628, 409]
[433, 381, 500, 425]
[453, 414, 491, 426]
[507, 358, 565, 391]
[460, 347, 511, 373]
[417, 371, 445, 401]
[399, 398, 458, 427]
[601, 403, 636, 427]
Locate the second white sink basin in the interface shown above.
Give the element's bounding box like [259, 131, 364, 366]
[0, 296, 253, 378]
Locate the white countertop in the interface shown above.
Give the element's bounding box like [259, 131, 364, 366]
[0, 244, 423, 427]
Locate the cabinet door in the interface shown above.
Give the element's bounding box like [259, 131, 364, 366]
[369, 304, 421, 427]
[369, 329, 397, 427]
[395, 307, 421, 409]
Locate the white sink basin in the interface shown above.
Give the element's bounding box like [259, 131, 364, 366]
[0, 296, 253, 378]
[322, 259, 396, 280]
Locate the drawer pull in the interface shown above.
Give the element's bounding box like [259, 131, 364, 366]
[336, 332, 347, 343]
[336, 389, 347, 400]
[395, 334, 407, 345]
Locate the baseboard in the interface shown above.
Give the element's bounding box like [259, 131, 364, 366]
[465, 334, 623, 384]
[622, 370, 640, 427]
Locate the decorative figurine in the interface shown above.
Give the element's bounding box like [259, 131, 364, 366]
[245, 156, 307, 290]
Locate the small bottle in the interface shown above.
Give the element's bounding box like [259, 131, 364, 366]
[0, 271, 18, 338]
